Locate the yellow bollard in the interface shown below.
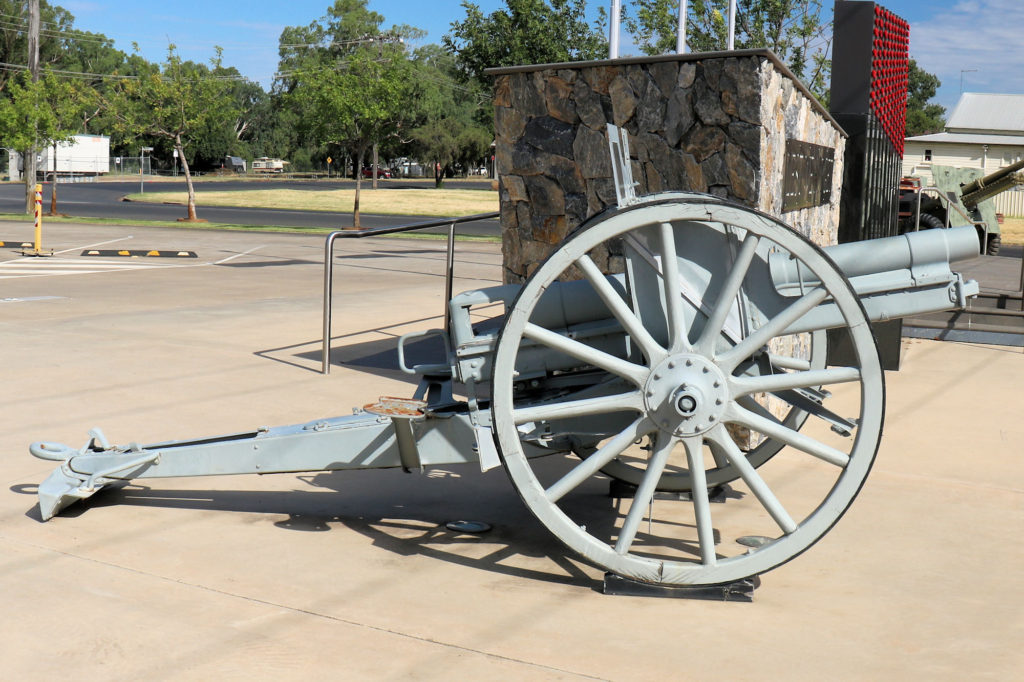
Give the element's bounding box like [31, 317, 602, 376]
[33, 183, 42, 252]
[22, 183, 51, 257]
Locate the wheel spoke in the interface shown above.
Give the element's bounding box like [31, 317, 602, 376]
[718, 287, 828, 372]
[523, 322, 649, 386]
[707, 425, 798, 535]
[731, 367, 861, 398]
[767, 352, 811, 371]
[546, 417, 655, 503]
[707, 438, 730, 469]
[727, 401, 850, 467]
[657, 222, 692, 353]
[576, 254, 666, 363]
[683, 437, 716, 565]
[513, 391, 644, 425]
[615, 430, 674, 554]
[695, 234, 760, 355]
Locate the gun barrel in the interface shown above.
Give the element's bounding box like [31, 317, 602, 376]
[771, 226, 979, 294]
[960, 157, 1024, 207]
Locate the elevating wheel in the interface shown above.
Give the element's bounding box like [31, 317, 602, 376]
[491, 195, 884, 586]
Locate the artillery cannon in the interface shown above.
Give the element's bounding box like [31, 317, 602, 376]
[30, 189, 979, 593]
[899, 158, 1024, 255]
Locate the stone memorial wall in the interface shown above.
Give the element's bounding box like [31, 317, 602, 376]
[490, 49, 846, 283]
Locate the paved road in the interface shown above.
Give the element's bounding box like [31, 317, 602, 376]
[0, 177, 501, 236]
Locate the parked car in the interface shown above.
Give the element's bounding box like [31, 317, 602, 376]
[361, 166, 392, 179]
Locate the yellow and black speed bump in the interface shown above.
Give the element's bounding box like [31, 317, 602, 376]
[81, 249, 198, 258]
[0, 240, 33, 248]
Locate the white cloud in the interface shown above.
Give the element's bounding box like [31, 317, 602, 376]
[910, 0, 1024, 112]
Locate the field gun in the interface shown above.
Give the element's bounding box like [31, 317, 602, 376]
[899, 158, 1024, 255]
[30, 189, 979, 594]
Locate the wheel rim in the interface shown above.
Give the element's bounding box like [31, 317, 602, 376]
[492, 197, 884, 586]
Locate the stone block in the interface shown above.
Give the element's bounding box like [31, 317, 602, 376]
[524, 174, 565, 217]
[522, 116, 576, 159]
[501, 175, 528, 203]
[609, 75, 637, 126]
[545, 76, 578, 124]
[684, 125, 727, 162]
[573, 125, 613, 179]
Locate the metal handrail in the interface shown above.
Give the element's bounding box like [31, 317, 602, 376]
[322, 211, 500, 374]
[914, 185, 989, 242]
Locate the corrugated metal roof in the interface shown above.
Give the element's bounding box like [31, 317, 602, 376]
[905, 131, 1024, 146]
[946, 93, 1024, 133]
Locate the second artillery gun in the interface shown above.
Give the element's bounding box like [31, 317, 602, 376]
[898, 157, 1024, 255]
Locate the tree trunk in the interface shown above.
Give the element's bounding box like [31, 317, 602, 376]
[176, 137, 198, 221]
[352, 145, 364, 229]
[372, 143, 378, 190]
[48, 141, 57, 215]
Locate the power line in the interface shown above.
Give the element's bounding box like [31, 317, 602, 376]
[0, 12, 114, 42]
[0, 60, 257, 84]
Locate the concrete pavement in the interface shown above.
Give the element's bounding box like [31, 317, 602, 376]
[1, 221, 1021, 680]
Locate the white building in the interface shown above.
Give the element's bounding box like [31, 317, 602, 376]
[904, 93, 1024, 215]
[7, 134, 110, 181]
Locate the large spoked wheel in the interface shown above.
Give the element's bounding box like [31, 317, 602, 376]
[592, 328, 827, 492]
[492, 196, 884, 586]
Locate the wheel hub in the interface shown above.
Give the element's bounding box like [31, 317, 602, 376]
[643, 354, 729, 436]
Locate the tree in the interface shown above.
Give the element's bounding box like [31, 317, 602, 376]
[905, 60, 945, 136]
[291, 44, 412, 227]
[40, 77, 96, 215]
[406, 45, 491, 186]
[624, 0, 831, 98]
[445, 0, 607, 90]
[282, 0, 418, 226]
[0, 70, 80, 214]
[0, 1, 81, 91]
[107, 46, 238, 221]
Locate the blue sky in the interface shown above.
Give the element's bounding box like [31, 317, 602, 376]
[61, 0, 1024, 117]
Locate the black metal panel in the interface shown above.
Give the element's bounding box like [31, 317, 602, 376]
[830, 0, 876, 115]
[834, 113, 901, 242]
[782, 140, 835, 212]
[830, 1, 909, 243]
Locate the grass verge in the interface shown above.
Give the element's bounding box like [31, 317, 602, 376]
[1000, 217, 1024, 245]
[123, 187, 498, 217]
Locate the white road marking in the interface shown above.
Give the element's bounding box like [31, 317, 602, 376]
[0, 244, 275, 280]
[0, 295, 66, 303]
[54, 235, 134, 255]
[213, 245, 265, 265]
[0, 256, 192, 279]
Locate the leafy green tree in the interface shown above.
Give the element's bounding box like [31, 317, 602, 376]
[405, 45, 491, 186]
[107, 46, 238, 220]
[624, 0, 831, 98]
[0, 70, 84, 213]
[281, 0, 421, 224]
[905, 59, 945, 136]
[444, 0, 607, 89]
[274, 0, 394, 94]
[41, 77, 96, 214]
[190, 66, 265, 168]
[291, 44, 412, 227]
[0, 1, 78, 90]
